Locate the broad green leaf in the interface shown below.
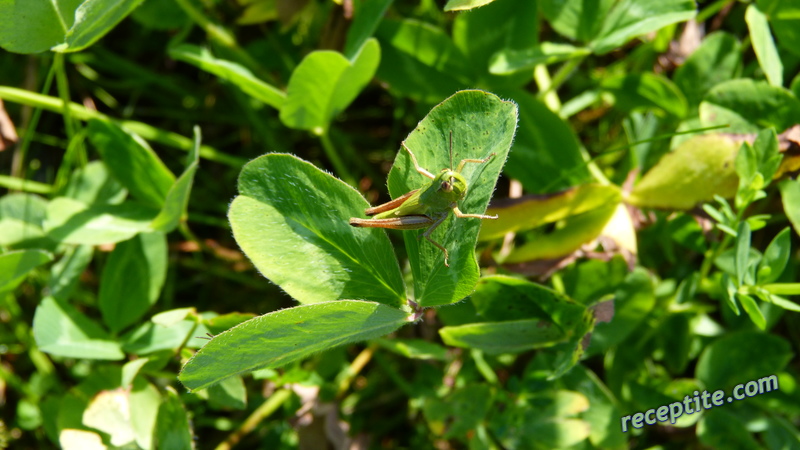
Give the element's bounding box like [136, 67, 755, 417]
[169, 45, 285, 109]
[586, 268, 655, 355]
[179, 301, 408, 391]
[673, 32, 741, 108]
[87, 119, 175, 210]
[440, 319, 570, 354]
[33, 297, 125, 360]
[540, 0, 616, 42]
[590, 0, 697, 55]
[779, 179, 800, 236]
[44, 197, 157, 245]
[489, 43, 591, 75]
[385, 90, 517, 307]
[52, 0, 146, 52]
[423, 385, 492, 438]
[480, 184, 621, 241]
[444, 0, 496, 11]
[154, 388, 193, 450]
[60, 161, 127, 205]
[230, 153, 405, 306]
[759, 228, 790, 285]
[737, 293, 766, 330]
[99, 232, 167, 333]
[495, 88, 591, 192]
[490, 391, 592, 448]
[698, 409, 762, 450]
[695, 330, 792, 390]
[746, 4, 783, 87]
[343, 0, 394, 59]
[122, 320, 202, 355]
[735, 221, 751, 287]
[82, 389, 136, 446]
[503, 204, 618, 263]
[150, 126, 201, 232]
[373, 338, 448, 360]
[700, 79, 800, 133]
[601, 73, 688, 118]
[129, 378, 161, 450]
[279, 38, 380, 134]
[756, 0, 800, 57]
[470, 276, 587, 328]
[0, 193, 50, 247]
[0, 249, 53, 292]
[375, 19, 470, 103]
[207, 375, 247, 410]
[628, 134, 740, 209]
[451, 0, 539, 86]
[48, 244, 93, 301]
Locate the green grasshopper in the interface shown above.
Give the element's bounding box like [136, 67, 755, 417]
[349, 132, 498, 267]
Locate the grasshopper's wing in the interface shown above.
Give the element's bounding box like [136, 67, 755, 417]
[365, 189, 419, 216]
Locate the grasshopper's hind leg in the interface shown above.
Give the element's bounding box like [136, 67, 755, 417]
[455, 153, 496, 173]
[420, 214, 450, 267]
[453, 206, 498, 220]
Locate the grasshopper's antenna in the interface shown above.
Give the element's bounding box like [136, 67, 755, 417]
[449, 130, 454, 170]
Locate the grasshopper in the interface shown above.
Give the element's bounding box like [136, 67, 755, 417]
[349, 132, 498, 267]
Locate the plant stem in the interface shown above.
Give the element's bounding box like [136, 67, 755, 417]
[215, 389, 292, 450]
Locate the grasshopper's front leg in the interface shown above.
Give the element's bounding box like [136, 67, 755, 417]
[401, 142, 435, 179]
[455, 153, 496, 173]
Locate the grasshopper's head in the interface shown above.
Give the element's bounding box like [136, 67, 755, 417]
[436, 169, 468, 202]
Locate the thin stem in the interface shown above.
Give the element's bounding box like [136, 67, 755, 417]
[320, 131, 355, 186]
[336, 344, 377, 398]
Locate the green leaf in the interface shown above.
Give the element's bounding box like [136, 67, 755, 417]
[343, 0, 394, 59]
[375, 19, 470, 103]
[0, 193, 50, 247]
[586, 268, 655, 355]
[44, 197, 157, 245]
[695, 330, 792, 390]
[779, 179, 800, 236]
[440, 319, 571, 354]
[0, 0, 143, 53]
[151, 126, 201, 232]
[53, 0, 146, 52]
[179, 301, 408, 391]
[590, 0, 697, 55]
[99, 232, 167, 333]
[82, 388, 137, 446]
[758, 227, 791, 284]
[737, 293, 766, 330]
[700, 79, 800, 133]
[601, 73, 688, 118]
[698, 409, 762, 450]
[444, 0, 496, 11]
[495, 88, 591, 192]
[230, 153, 405, 306]
[451, 0, 538, 85]
[60, 161, 127, 205]
[87, 119, 175, 210]
[673, 32, 741, 108]
[540, 0, 616, 42]
[279, 38, 380, 134]
[489, 43, 591, 75]
[122, 320, 201, 355]
[169, 45, 285, 109]
[735, 221, 751, 287]
[746, 4, 784, 87]
[129, 378, 161, 450]
[385, 90, 517, 306]
[47, 244, 93, 301]
[206, 375, 247, 410]
[155, 388, 193, 449]
[756, 0, 800, 57]
[0, 249, 53, 293]
[479, 184, 621, 241]
[629, 134, 739, 209]
[33, 297, 125, 360]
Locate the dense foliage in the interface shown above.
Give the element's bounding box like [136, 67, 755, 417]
[1, 0, 799, 448]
